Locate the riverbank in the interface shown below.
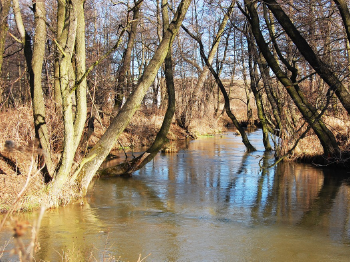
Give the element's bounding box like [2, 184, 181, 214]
[0, 104, 233, 213]
[1, 103, 350, 213]
[2, 129, 350, 262]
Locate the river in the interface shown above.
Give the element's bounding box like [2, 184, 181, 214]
[1, 130, 350, 261]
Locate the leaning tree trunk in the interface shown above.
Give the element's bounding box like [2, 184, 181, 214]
[100, 0, 177, 177]
[183, 28, 256, 152]
[77, 0, 192, 195]
[264, 0, 350, 115]
[244, 0, 340, 158]
[189, 1, 235, 116]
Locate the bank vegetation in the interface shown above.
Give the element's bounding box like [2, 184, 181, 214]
[1, 0, 350, 213]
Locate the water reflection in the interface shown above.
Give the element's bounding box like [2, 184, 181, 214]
[1, 130, 350, 261]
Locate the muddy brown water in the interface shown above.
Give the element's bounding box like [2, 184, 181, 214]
[1, 130, 350, 261]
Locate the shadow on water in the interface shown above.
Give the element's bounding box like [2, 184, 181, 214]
[1, 129, 350, 261]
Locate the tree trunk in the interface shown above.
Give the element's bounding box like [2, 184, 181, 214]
[194, 34, 256, 152]
[0, 0, 11, 104]
[53, 0, 67, 110]
[115, 0, 143, 110]
[32, 0, 54, 179]
[100, 0, 177, 176]
[246, 27, 272, 151]
[78, 0, 192, 194]
[244, 0, 340, 158]
[0, 0, 10, 76]
[13, 0, 54, 180]
[73, 0, 87, 152]
[264, 0, 350, 115]
[241, 45, 254, 127]
[51, 0, 79, 192]
[190, 1, 234, 115]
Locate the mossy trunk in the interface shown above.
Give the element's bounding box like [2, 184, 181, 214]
[52, 0, 88, 194]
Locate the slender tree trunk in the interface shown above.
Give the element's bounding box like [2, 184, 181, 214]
[241, 47, 254, 126]
[73, 0, 87, 152]
[244, 0, 340, 158]
[190, 1, 235, 113]
[100, 0, 177, 176]
[186, 29, 256, 152]
[0, 0, 10, 76]
[78, 0, 192, 194]
[246, 27, 272, 151]
[264, 0, 350, 115]
[53, 0, 66, 110]
[115, 0, 143, 110]
[13, 0, 53, 180]
[258, 53, 283, 134]
[0, 0, 11, 104]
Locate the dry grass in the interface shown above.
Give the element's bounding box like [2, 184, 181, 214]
[1, 99, 349, 213]
[0, 104, 225, 213]
[276, 114, 350, 161]
[0, 106, 45, 212]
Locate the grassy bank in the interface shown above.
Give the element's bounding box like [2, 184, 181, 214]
[1, 100, 350, 213]
[0, 104, 234, 213]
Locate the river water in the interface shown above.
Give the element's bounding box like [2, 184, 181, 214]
[1, 130, 350, 261]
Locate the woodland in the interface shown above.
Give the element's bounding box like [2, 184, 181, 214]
[1, 0, 350, 213]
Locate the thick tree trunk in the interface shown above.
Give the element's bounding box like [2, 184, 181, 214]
[32, 0, 54, 178]
[78, 0, 192, 194]
[52, 0, 79, 192]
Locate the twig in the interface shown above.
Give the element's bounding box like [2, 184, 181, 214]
[0, 156, 40, 231]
